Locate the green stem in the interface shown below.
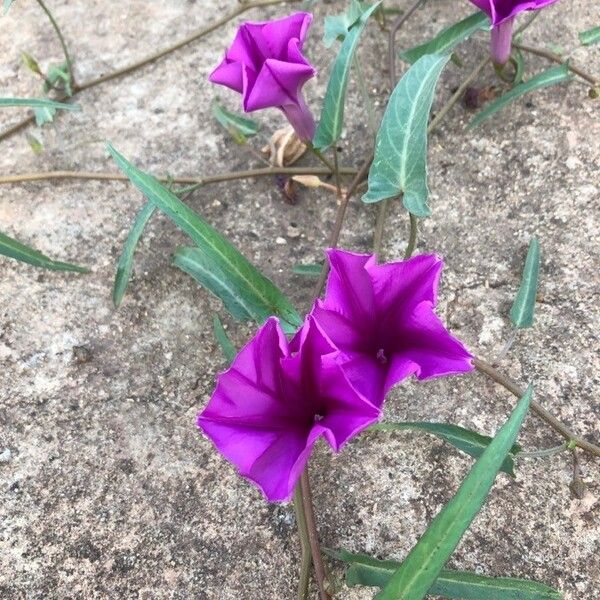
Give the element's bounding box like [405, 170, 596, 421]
[332, 147, 342, 198]
[308, 143, 336, 173]
[404, 213, 418, 258]
[293, 486, 311, 600]
[373, 200, 388, 256]
[35, 0, 74, 84]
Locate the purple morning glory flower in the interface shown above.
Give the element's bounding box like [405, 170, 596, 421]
[209, 12, 317, 141]
[469, 0, 560, 65]
[310, 250, 474, 406]
[198, 316, 379, 502]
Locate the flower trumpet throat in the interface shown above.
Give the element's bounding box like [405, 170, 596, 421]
[209, 12, 317, 141]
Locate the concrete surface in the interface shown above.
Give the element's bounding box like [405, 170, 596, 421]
[0, 0, 598, 598]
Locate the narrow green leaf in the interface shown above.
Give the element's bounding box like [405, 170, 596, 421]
[333, 549, 562, 599]
[0, 231, 88, 273]
[3, 0, 15, 14]
[292, 262, 323, 277]
[400, 12, 489, 64]
[509, 237, 540, 329]
[313, 1, 382, 151]
[213, 314, 237, 363]
[322, 0, 369, 47]
[107, 144, 302, 333]
[579, 25, 600, 46]
[512, 48, 526, 85]
[212, 99, 260, 144]
[113, 201, 156, 307]
[371, 421, 521, 476]
[21, 52, 42, 75]
[26, 133, 43, 154]
[469, 64, 572, 128]
[376, 387, 533, 600]
[362, 53, 450, 216]
[0, 97, 79, 111]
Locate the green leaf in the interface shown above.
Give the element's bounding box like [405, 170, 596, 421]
[213, 314, 237, 363]
[322, 0, 369, 47]
[292, 262, 323, 277]
[34, 105, 56, 126]
[21, 52, 42, 75]
[0, 97, 79, 111]
[3, 0, 15, 14]
[44, 62, 72, 96]
[371, 421, 521, 476]
[512, 48, 526, 85]
[107, 144, 302, 333]
[332, 549, 562, 599]
[212, 99, 260, 144]
[113, 201, 156, 307]
[26, 133, 43, 154]
[468, 64, 572, 128]
[579, 25, 600, 46]
[509, 237, 540, 329]
[362, 53, 450, 216]
[400, 11, 489, 64]
[0, 231, 88, 273]
[376, 387, 533, 600]
[313, 1, 382, 151]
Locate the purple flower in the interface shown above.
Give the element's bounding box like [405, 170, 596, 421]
[209, 12, 317, 141]
[310, 250, 474, 406]
[469, 0, 559, 65]
[198, 316, 379, 502]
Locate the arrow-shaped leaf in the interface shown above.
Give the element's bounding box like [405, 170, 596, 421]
[509, 237, 540, 329]
[362, 53, 450, 217]
[400, 11, 489, 64]
[376, 386, 533, 600]
[313, 1, 382, 151]
[371, 421, 521, 476]
[107, 144, 302, 333]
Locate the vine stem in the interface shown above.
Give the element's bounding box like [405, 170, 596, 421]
[293, 486, 311, 600]
[513, 42, 599, 86]
[0, 0, 301, 143]
[299, 471, 331, 600]
[0, 166, 357, 187]
[473, 357, 600, 457]
[313, 156, 373, 298]
[35, 0, 74, 84]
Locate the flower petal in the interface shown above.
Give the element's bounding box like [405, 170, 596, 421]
[391, 301, 474, 381]
[369, 254, 443, 318]
[244, 58, 315, 112]
[322, 249, 377, 325]
[470, 0, 560, 25]
[261, 12, 313, 59]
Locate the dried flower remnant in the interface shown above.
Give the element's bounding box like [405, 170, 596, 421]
[262, 126, 307, 167]
[468, 0, 560, 65]
[198, 317, 379, 502]
[209, 12, 317, 141]
[311, 250, 474, 405]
